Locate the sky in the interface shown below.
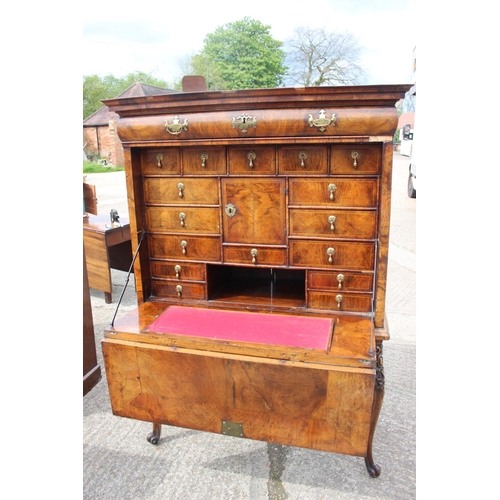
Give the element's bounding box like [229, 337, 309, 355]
[82, 0, 416, 86]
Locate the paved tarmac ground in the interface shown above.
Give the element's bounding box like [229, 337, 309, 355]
[83, 151, 416, 499]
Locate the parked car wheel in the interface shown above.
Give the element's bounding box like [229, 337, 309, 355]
[407, 169, 416, 198]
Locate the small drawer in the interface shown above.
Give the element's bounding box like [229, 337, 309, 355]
[279, 146, 328, 175]
[183, 147, 226, 175]
[146, 207, 220, 234]
[288, 178, 379, 208]
[308, 291, 372, 313]
[228, 146, 276, 174]
[141, 148, 181, 175]
[289, 240, 375, 270]
[223, 245, 287, 266]
[308, 271, 373, 292]
[289, 209, 377, 239]
[144, 177, 219, 205]
[151, 261, 206, 281]
[331, 145, 381, 174]
[150, 234, 221, 262]
[151, 280, 207, 300]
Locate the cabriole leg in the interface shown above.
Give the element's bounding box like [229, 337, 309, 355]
[365, 342, 384, 477]
[147, 422, 162, 445]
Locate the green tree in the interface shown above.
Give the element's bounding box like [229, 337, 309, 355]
[83, 71, 170, 119]
[191, 17, 287, 90]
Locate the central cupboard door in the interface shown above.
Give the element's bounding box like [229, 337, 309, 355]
[222, 178, 286, 245]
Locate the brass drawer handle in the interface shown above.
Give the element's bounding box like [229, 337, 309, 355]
[308, 109, 336, 132]
[247, 151, 256, 168]
[180, 240, 187, 255]
[179, 212, 186, 227]
[175, 265, 181, 279]
[176, 285, 183, 298]
[165, 115, 188, 135]
[251, 248, 258, 263]
[351, 150, 360, 169]
[328, 183, 337, 201]
[156, 153, 163, 168]
[336, 273, 345, 289]
[299, 151, 307, 168]
[328, 215, 336, 231]
[327, 247, 335, 263]
[201, 152, 208, 168]
[336, 294, 343, 309]
[178, 182, 185, 198]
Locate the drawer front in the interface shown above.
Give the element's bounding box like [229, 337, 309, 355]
[146, 207, 220, 234]
[331, 145, 381, 174]
[144, 178, 219, 205]
[142, 148, 181, 175]
[288, 178, 379, 207]
[289, 240, 375, 270]
[151, 261, 206, 281]
[223, 245, 287, 266]
[308, 271, 373, 292]
[150, 234, 221, 261]
[289, 209, 377, 239]
[279, 146, 328, 175]
[308, 291, 372, 313]
[183, 147, 226, 175]
[151, 280, 207, 300]
[228, 146, 276, 175]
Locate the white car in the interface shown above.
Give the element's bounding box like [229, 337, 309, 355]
[408, 162, 416, 198]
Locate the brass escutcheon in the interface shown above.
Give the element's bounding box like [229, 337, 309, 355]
[165, 115, 188, 135]
[351, 150, 360, 169]
[225, 203, 237, 218]
[232, 113, 257, 133]
[308, 109, 337, 132]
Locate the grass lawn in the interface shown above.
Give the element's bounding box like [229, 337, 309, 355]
[83, 161, 124, 174]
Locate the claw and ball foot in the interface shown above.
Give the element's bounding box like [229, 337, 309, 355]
[147, 422, 162, 445]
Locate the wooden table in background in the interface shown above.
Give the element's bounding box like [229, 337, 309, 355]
[83, 214, 132, 303]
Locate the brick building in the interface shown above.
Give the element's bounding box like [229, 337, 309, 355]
[83, 82, 178, 167]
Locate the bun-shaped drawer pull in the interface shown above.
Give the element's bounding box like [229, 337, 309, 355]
[328, 183, 337, 201]
[179, 212, 186, 227]
[176, 285, 183, 298]
[336, 294, 343, 309]
[200, 152, 208, 168]
[175, 265, 182, 279]
[336, 273, 345, 289]
[250, 248, 258, 263]
[247, 151, 256, 168]
[299, 151, 307, 168]
[180, 240, 187, 255]
[177, 182, 185, 198]
[327, 247, 335, 263]
[351, 150, 360, 169]
[328, 215, 336, 231]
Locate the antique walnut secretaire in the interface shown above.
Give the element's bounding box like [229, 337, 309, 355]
[101, 84, 410, 477]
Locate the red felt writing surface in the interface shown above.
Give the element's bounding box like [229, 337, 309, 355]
[146, 306, 333, 350]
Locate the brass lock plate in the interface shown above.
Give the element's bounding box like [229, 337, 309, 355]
[225, 203, 237, 218]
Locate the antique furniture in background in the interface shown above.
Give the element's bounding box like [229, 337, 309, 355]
[83, 215, 132, 303]
[101, 84, 410, 476]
